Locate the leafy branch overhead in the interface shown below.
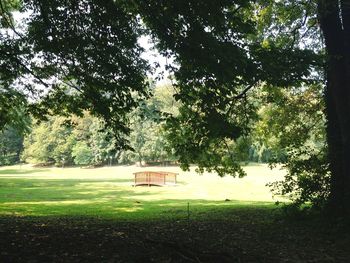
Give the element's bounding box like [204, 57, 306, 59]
[134, 0, 323, 177]
[1, 0, 150, 148]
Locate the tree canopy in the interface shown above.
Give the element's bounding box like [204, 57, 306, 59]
[1, 0, 150, 148]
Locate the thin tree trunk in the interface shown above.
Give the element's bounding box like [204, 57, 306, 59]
[318, 0, 350, 215]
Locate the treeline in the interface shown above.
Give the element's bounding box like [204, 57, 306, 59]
[22, 114, 115, 166]
[4, 83, 325, 169]
[1, 84, 314, 167]
[0, 85, 286, 167]
[14, 85, 180, 166]
[0, 85, 177, 166]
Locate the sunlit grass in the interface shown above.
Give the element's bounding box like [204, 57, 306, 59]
[0, 164, 286, 220]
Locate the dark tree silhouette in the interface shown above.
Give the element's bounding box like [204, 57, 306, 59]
[318, 0, 350, 215]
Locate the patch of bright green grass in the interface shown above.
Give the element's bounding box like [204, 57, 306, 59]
[0, 164, 284, 221]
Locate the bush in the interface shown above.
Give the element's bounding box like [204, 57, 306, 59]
[268, 149, 330, 209]
[0, 154, 19, 166]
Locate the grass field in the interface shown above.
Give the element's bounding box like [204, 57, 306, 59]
[1, 164, 350, 262]
[0, 163, 285, 219]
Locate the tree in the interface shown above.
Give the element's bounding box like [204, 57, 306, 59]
[22, 121, 53, 164]
[136, 0, 350, 215]
[137, 0, 320, 175]
[124, 85, 177, 164]
[254, 84, 329, 207]
[71, 141, 94, 166]
[1, 0, 150, 148]
[88, 117, 117, 165]
[1, 1, 34, 132]
[0, 125, 24, 165]
[317, 0, 350, 215]
[0, 92, 30, 165]
[22, 113, 118, 166]
[50, 117, 76, 165]
[22, 116, 75, 164]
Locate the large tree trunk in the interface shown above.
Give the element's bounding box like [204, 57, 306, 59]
[318, 0, 350, 215]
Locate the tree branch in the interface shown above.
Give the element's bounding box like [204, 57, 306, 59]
[0, 0, 25, 39]
[233, 83, 255, 100]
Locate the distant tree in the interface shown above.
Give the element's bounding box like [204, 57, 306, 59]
[0, 125, 23, 165]
[71, 112, 117, 165]
[154, 84, 180, 116]
[0, 92, 30, 165]
[22, 113, 118, 166]
[22, 121, 53, 164]
[125, 85, 177, 164]
[71, 141, 94, 166]
[22, 117, 74, 164]
[49, 117, 76, 165]
[88, 118, 116, 165]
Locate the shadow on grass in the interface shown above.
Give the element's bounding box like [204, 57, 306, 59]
[1, 203, 349, 263]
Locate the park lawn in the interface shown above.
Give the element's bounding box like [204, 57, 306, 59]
[1, 164, 350, 262]
[0, 163, 284, 220]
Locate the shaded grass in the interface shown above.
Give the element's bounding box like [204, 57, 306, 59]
[1, 205, 349, 263]
[0, 165, 350, 262]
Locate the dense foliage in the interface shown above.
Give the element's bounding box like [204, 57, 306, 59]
[136, 0, 322, 177]
[1, 0, 150, 148]
[0, 125, 24, 165]
[4, 84, 285, 167]
[22, 114, 113, 166]
[20, 86, 178, 166]
[256, 84, 330, 207]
